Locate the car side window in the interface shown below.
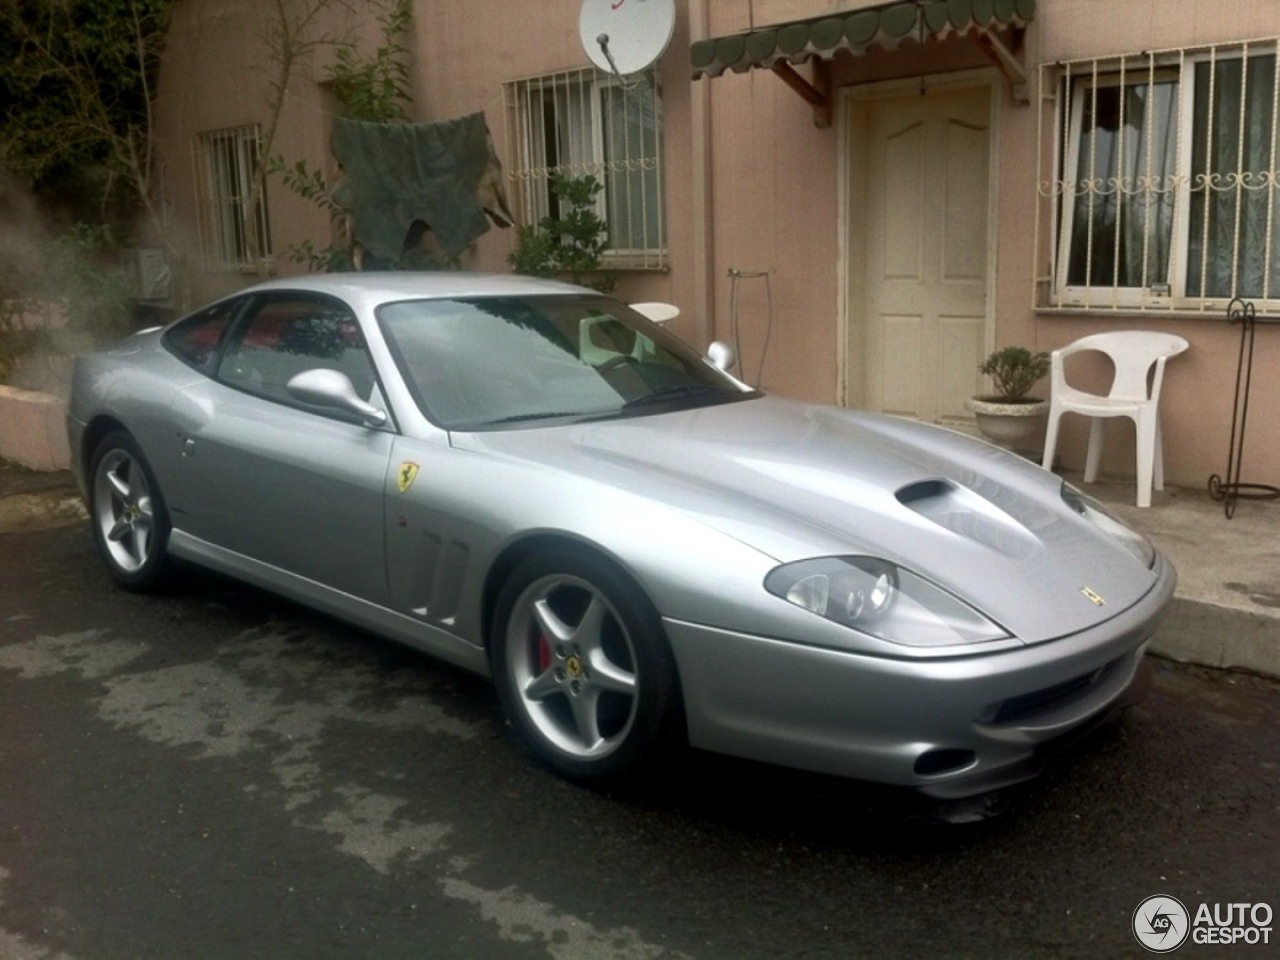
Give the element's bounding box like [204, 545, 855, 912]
[217, 294, 378, 415]
[162, 298, 245, 373]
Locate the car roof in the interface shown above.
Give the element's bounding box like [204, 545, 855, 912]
[235, 271, 601, 311]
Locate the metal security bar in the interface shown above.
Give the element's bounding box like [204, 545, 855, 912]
[193, 125, 272, 272]
[504, 67, 667, 270]
[1035, 38, 1280, 314]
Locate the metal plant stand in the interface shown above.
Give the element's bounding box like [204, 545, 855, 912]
[1208, 297, 1280, 518]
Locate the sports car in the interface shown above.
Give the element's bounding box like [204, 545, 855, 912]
[66, 273, 1175, 799]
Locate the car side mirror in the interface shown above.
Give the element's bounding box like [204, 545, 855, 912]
[706, 340, 737, 372]
[286, 368, 387, 427]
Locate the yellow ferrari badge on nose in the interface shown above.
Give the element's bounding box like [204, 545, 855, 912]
[397, 461, 420, 493]
[1080, 586, 1105, 606]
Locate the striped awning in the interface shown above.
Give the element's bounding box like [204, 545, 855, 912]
[690, 0, 1037, 80]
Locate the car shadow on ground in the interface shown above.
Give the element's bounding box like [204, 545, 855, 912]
[516, 705, 1138, 853]
[587, 750, 1052, 848]
[136, 559, 1135, 855]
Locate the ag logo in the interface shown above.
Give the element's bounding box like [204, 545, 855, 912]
[396, 461, 420, 494]
[1133, 895, 1190, 953]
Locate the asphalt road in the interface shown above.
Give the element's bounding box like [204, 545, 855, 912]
[0, 472, 1277, 959]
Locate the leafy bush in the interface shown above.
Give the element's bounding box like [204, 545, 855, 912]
[0, 223, 131, 382]
[509, 174, 614, 292]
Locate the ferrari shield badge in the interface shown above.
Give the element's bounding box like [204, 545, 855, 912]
[396, 461, 420, 494]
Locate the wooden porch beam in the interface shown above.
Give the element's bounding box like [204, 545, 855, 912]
[975, 28, 1029, 104]
[771, 58, 832, 128]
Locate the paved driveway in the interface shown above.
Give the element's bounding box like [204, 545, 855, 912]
[0, 469, 1276, 959]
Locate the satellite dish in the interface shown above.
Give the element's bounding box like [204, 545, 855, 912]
[579, 0, 676, 77]
[629, 301, 679, 324]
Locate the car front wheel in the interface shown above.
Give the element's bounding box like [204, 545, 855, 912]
[89, 431, 173, 591]
[492, 550, 680, 781]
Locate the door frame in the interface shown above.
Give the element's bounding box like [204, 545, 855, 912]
[837, 69, 1002, 419]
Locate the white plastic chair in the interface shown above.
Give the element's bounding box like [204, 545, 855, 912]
[1041, 331, 1189, 507]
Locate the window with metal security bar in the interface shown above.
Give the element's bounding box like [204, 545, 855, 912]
[504, 68, 666, 270]
[1036, 39, 1280, 313]
[194, 126, 272, 271]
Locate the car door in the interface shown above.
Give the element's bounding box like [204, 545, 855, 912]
[168, 291, 394, 605]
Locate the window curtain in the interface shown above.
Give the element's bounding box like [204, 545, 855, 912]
[210, 138, 244, 263]
[1066, 78, 1178, 288]
[515, 75, 596, 224]
[548, 78, 597, 221]
[204, 132, 265, 265]
[600, 81, 662, 253]
[1188, 54, 1280, 299]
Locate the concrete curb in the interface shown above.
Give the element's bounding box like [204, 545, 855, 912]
[1097, 480, 1280, 680]
[1152, 597, 1280, 678]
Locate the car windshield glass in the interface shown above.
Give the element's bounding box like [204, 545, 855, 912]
[377, 295, 754, 429]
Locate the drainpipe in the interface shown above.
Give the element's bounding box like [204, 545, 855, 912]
[689, 0, 713, 348]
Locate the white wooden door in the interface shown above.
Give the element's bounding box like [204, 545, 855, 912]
[852, 86, 991, 425]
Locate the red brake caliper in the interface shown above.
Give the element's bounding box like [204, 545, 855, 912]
[536, 632, 552, 673]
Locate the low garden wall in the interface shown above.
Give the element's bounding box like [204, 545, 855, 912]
[0, 384, 69, 471]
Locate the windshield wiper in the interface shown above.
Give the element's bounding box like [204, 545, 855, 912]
[480, 410, 597, 425]
[477, 386, 741, 427]
[621, 384, 733, 410]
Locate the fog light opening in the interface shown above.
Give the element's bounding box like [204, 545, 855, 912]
[914, 748, 977, 777]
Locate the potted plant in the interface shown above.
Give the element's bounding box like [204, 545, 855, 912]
[964, 346, 1051, 451]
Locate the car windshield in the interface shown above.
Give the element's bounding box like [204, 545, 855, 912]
[377, 294, 755, 430]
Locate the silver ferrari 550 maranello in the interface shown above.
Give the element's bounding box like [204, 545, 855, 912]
[67, 272, 1175, 799]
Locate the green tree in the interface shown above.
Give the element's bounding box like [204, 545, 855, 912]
[0, 2, 159, 377]
[329, 0, 412, 122]
[266, 0, 414, 271]
[0, 0, 175, 243]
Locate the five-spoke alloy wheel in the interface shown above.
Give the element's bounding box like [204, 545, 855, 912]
[492, 550, 679, 781]
[89, 431, 173, 591]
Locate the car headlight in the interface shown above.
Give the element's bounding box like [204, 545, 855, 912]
[764, 557, 1010, 647]
[1061, 483, 1156, 568]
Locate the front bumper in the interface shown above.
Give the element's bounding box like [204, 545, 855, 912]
[665, 556, 1175, 799]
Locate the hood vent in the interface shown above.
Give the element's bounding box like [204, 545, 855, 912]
[895, 479, 1041, 560]
[896, 479, 952, 506]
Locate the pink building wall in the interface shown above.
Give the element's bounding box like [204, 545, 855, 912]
[153, 0, 1280, 491]
[1023, 0, 1280, 489]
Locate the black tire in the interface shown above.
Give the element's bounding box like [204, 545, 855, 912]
[490, 549, 680, 782]
[88, 431, 173, 591]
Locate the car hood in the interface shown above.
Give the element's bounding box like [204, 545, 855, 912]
[453, 396, 1163, 643]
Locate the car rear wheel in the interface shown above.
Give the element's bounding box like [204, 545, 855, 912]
[492, 550, 680, 781]
[89, 431, 173, 591]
